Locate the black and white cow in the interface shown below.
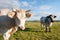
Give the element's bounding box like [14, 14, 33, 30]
[40, 15, 56, 32]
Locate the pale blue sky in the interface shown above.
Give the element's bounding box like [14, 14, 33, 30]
[0, 0, 60, 20]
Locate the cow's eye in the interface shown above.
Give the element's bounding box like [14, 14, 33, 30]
[25, 13, 31, 18]
[26, 13, 28, 17]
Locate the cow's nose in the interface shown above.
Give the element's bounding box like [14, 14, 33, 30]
[54, 16, 56, 18]
[18, 26, 25, 30]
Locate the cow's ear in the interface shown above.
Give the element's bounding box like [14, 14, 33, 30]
[26, 13, 31, 18]
[8, 12, 15, 18]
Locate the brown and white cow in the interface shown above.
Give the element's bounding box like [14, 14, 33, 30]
[0, 9, 31, 40]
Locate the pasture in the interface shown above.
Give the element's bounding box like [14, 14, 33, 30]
[0, 21, 60, 40]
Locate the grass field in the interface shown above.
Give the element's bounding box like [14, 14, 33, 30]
[0, 21, 60, 40]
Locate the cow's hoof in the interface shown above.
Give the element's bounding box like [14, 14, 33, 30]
[45, 31, 47, 32]
[49, 31, 51, 32]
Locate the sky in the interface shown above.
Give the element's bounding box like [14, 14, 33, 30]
[0, 0, 60, 20]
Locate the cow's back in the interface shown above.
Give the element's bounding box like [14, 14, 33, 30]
[0, 9, 10, 16]
[40, 17, 46, 23]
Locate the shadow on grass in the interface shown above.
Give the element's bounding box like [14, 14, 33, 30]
[17, 28, 52, 33]
[23, 28, 42, 32]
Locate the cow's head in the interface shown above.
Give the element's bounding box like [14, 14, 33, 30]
[48, 15, 56, 18]
[8, 9, 31, 30]
[46, 14, 56, 22]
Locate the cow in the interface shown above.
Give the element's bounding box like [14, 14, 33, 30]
[40, 15, 56, 32]
[0, 9, 31, 40]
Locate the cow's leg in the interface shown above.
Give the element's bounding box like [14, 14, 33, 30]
[45, 26, 48, 32]
[41, 24, 44, 31]
[41, 24, 43, 30]
[49, 26, 51, 32]
[49, 23, 52, 32]
[3, 33, 10, 40]
[43, 25, 45, 31]
[41, 24, 46, 32]
[2, 28, 13, 40]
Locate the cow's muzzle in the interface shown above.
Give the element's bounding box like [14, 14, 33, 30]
[18, 26, 25, 30]
[54, 16, 56, 18]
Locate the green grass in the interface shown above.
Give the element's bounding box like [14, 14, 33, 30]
[0, 21, 60, 40]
